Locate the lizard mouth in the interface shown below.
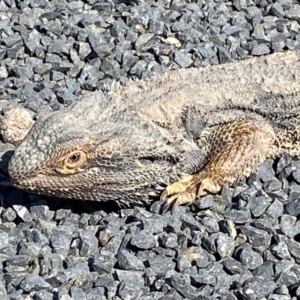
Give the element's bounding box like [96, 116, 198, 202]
[10, 177, 71, 198]
[9, 173, 126, 198]
[8, 161, 161, 201]
[10, 178, 38, 192]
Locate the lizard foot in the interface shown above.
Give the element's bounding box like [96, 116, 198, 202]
[161, 119, 277, 212]
[160, 171, 223, 212]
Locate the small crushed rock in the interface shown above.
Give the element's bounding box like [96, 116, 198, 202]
[0, 0, 300, 299]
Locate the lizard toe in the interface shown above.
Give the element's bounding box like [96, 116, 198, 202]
[160, 174, 194, 200]
[160, 174, 198, 212]
[196, 176, 222, 197]
[161, 191, 196, 213]
[160, 170, 225, 212]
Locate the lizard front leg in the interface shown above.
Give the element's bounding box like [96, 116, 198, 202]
[161, 119, 277, 211]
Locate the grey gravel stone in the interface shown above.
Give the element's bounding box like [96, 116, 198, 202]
[159, 232, 178, 248]
[223, 257, 250, 275]
[194, 194, 215, 209]
[292, 167, 300, 183]
[1, 0, 300, 298]
[272, 241, 291, 259]
[135, 33, 154, 50]
[130, 232, 157, 249]
[257, 160, 275, 182]
[33, 63, 52, 75]
[201, 216, 219, 233]
[266, 199, 284, 219]
[50, 226, 73, 257]
[68, 1, 83, 11]
[240, 225, 272, 250]
[253, 261, 274, 280]
[239, 243, 263, 270]
[286, 239, 300, 259]
[275, 259, 294, 275]
[2, 207, 17, 222]
[35, 290, 54, 300]
[241, 276, 276, 299]
[148, 254, 176, 276]
[183, 246, 215, 269]
[19, 274, 52, 292]
[12, 205, 32, 222]
[118, 249, 144, 271]
[173, 51, 193, 68]
[3, 34, 22, 47]
[0, 230, 9, 249]
[218, 46, 232, 63]
[281, 214, 296, 228]
[79, 229, 98, 257]
[118, 280, 143, 300]
[264, 178, 282, 192]
[276, 270, 298, 287]
[286, 5, 300, 22]
[270, 3, 285, 18]
[277, 154, 292, 175]
[268, 295, 290, 300]
[70, 287, 87, 300]
[170, 273, 201, 299]
[217, 234, 235, 258]
[288, 184, 300, 201]
[250, 196, 271, 217]
[224, 207, 252, 224]
[191, 273, 216, 286]
[0, 67, 8, 79]
[93, 250, 117, 274]
[285, 198, 300, 216]
[86, 287, 106, 300]
[271, 34, 287, 51]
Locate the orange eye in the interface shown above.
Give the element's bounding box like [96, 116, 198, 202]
[64, 151, 87, 169]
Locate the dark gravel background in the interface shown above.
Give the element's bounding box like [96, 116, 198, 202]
[1, 0, 300, 299]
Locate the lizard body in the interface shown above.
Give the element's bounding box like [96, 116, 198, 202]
[6, 51, 300, 209]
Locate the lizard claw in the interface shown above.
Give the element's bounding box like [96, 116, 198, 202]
[160, 174, 194, 199]
[160, 171, 223, 212]
[160, 174, 198, 212]
[161, 191, 197, 213]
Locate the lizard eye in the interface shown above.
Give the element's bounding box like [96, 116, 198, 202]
[64, 151, 87, 169]
[69, 153, 80, 163]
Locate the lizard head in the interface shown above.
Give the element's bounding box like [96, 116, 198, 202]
[8, 109, 95, 199]
[8, 99, 177, 204]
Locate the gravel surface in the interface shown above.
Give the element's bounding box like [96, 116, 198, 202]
[1, 0, 300, 299]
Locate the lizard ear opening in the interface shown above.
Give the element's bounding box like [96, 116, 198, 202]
[64, 151, 87, 169]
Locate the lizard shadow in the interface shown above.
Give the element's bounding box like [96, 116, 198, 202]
[2, 190, 124, 215]
[0, 149, 14, 178]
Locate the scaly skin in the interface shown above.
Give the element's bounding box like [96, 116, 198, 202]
[5, 51, 300, 209]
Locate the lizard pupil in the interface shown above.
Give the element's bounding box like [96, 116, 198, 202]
[69, 153, 80, 163]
